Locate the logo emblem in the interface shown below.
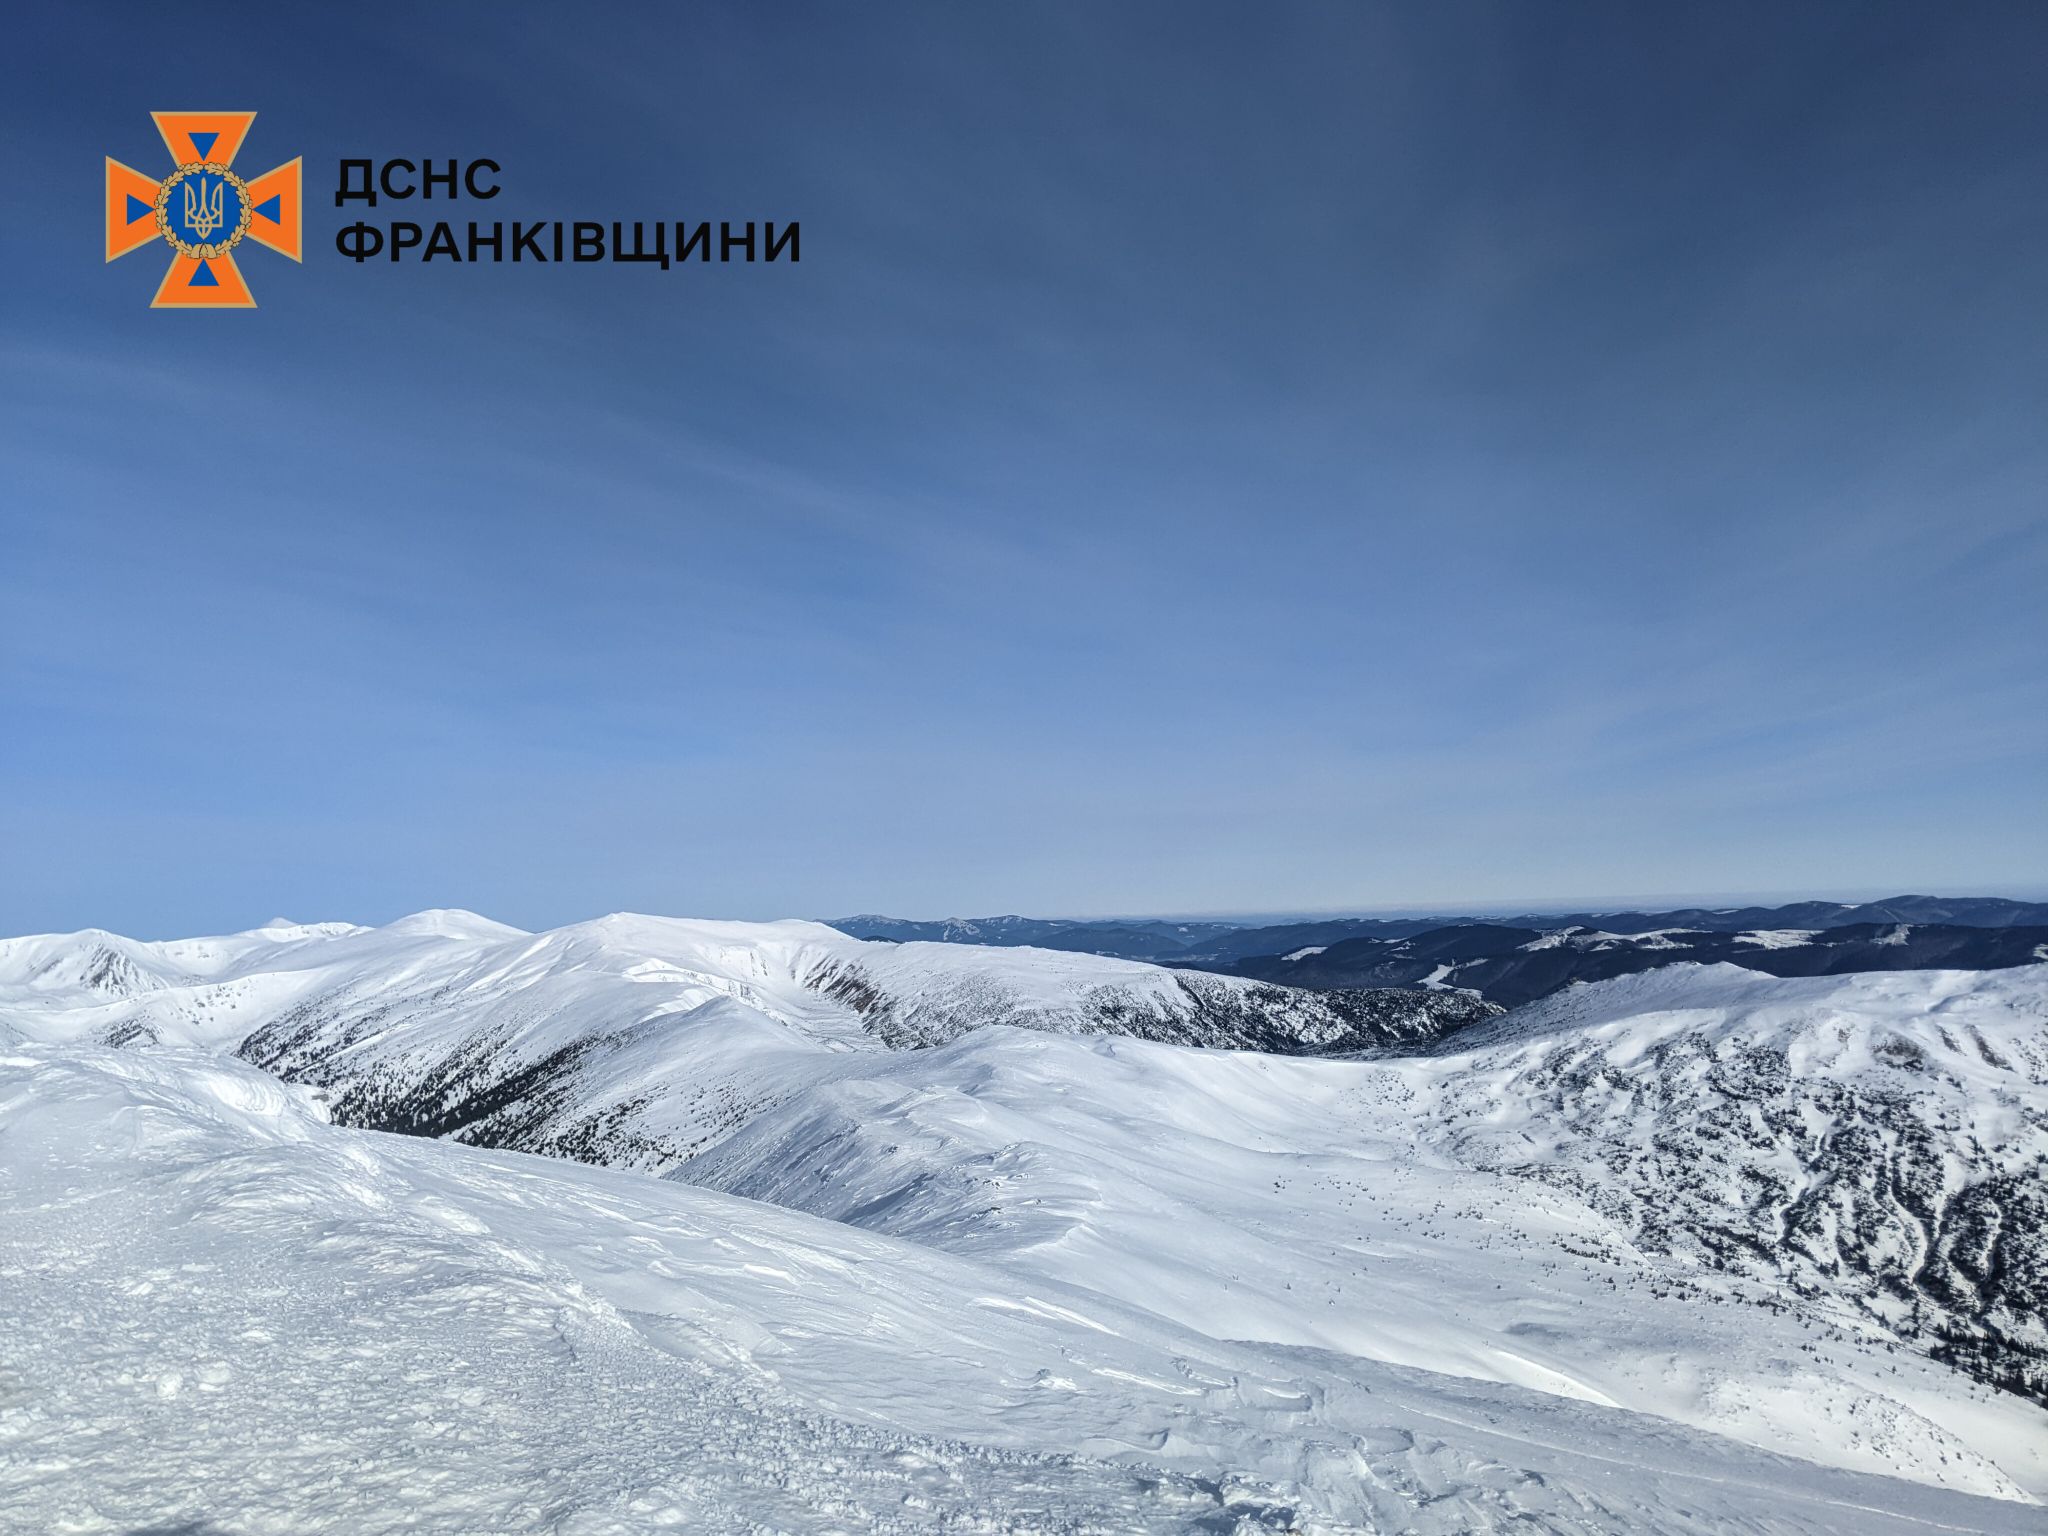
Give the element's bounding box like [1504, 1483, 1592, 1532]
[105, 113, 301, 308]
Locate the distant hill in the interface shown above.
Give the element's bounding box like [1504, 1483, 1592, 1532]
[1204, 920, 2048, 1007]
[831, 913, 1242, 959]
[828, 896, 2048, 1003]
[1169, 895, 2046, 963]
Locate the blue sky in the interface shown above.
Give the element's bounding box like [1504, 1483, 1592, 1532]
[4, 2, 2044, 936]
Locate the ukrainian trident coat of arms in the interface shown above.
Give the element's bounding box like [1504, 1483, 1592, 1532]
[105, 113, 301, 308]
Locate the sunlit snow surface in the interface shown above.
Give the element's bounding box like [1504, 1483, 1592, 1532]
[2, 914, 2045, 1533]
[687, 971, 2048, 1502]
[1, 1045, 2035, 1536]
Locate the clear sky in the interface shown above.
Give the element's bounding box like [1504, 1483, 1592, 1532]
[4, 2, 2044, 937]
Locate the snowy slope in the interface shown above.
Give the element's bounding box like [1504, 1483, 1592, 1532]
[803, 935, 1496, 1050]
[4, 1042, 2039, 1536]
[4, 917, 2044, 1521]
[0, 913, 534, 1047]
[1430, 964, 2048, 1406]
[0, 912, 1492, 1171]
[681, 967, 2048, 1501]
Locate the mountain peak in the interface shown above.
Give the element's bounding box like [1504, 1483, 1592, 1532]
[377, 909, 529, 941]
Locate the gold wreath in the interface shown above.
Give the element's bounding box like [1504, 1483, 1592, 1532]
[155, 163, 253, 260]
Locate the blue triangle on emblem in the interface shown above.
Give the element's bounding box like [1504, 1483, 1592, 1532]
[254, 195, 280, 222]
[190, 260, 220, 288]
[190, 131, 219, 160]
[126, 194, 153, 223]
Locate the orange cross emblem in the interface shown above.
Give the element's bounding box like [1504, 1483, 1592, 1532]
[105, 112, 302, 308]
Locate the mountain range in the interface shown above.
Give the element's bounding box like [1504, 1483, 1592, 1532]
[1211, 919, 2048, 1006]
[4, 910, 2044, 1532]
[833, 895, 2048, 1004]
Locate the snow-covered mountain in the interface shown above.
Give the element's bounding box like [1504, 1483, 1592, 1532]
[1431, 965, 2048, 1404]
[3, 912, 2044, 1530]
[831, 895, 2048, 968]
[833, 912, 1246, 957]
[11, 1042, 2036, 1534]
[800, 936, 1497, 1050]
[684, 964, 2048, 1500]
[1213, 919, 2048, 1003]
[826, 900, 2048, 1004]
[0, 913, 1493, 1170]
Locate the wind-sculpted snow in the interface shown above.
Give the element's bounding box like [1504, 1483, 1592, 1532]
[5, 1044, 2042, 1535]
[5, 914, 2046, 1522]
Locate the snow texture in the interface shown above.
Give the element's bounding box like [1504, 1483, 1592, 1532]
[5, 1044, 2041, 1535]
[3, 913, 2045, 1533]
